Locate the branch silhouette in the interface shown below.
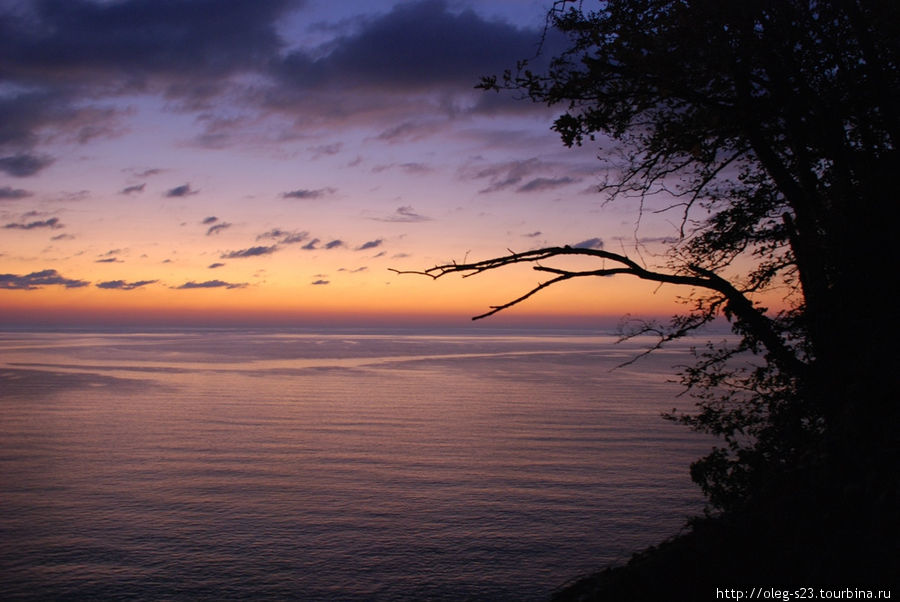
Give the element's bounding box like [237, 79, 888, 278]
[392, 245, 806, 377]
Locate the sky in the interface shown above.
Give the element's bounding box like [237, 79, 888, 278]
[0, 0, 691, 328]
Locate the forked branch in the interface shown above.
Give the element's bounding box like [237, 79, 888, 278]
[391, 245, 806, 376]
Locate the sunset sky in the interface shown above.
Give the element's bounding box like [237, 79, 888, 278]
[1, 0, 695, 328]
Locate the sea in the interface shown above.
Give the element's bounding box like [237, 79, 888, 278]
[0, 328, 716, 600]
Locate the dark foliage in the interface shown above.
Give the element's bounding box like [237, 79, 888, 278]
[404, 0, 899, 587]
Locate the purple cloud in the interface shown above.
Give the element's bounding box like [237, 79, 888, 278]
[281, 188, 336, 200]
[4, 217, 63, 230]
[573, 238, 604, 250]
[516, 176, 578, 193]
[373, 206, 431, 223]
[206, 222, 232, 236]
[164, 184, 198, 197]
[0, 154, 54, 177]
[356, 239, 383, 251]
[0, 186, 33, 200]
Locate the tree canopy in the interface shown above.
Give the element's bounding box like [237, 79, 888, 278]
[400, 0, 898, 585]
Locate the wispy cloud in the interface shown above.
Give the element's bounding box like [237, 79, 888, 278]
[0, 186, 33, 200]
[311, 279, 330, 285]
[281, 188, 336, 200]
[0, 154, 54, 177]
[309, 143, 342, 158]
[206, 222, 232, 236]
[356, 239, 383, 251]
[257, 228, 309, 244]
[164, 183, 198, 198]
[324, 239, 344, 249]
[208, 262, 225, 269]
[133, 168, 164, 178]
[175, 280, 247, 290]
[221, 245, 278, 259]
[4, 217, 63, 230]
[120, 183, 145, 195]
[96, 279, 157, 290]
[372, 162, 432, 175]
[573, 237, 604, 250]
[516, 176, 577, 193]
[0, 269, 89, 290]
[372, 205, 431, 222]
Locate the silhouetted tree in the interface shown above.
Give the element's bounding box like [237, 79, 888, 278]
[399, 0, 898, 581]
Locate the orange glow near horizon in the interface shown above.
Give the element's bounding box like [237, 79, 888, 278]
[0, 1, 792, 331]
[1, 257, 776, 329]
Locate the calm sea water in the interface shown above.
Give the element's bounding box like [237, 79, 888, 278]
[0, 329, 713, 600]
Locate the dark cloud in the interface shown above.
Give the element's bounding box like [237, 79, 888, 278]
[302, 238, 320, 250]
[94, 257, 121, 263]
[274, 1, 544, 91]
[0, 154, 55, 177]
[372, 205, 431, 222]
[202, 216, 219, 224]
[175, 280, 247, 290]
[524, 231, 542, 238]
[206, 222, 231, 236]
[0, 0, 553, 162]
[208, 262, 225, 269]
[311, 279, 329, 285]
[281, 187, 336, 200]
[4, 217, 63, 230]
[516, 176, 578, 193]
[164, 183, 198, 197]
[573, 238, 604, 250]
[0, 0, 291, 91]
[0, 269, 89, 290]
[324, 239, 344, 249]
[51, 233, 75, 241]
[120, 183, 145, 195]
[0, 186, 33, 200]
[356, 239, 383, 251]
[220, 245, 278, 259]
[96, 279, 157, 290]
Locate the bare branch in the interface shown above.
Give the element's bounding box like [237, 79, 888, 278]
[392, 245, 807, 377]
